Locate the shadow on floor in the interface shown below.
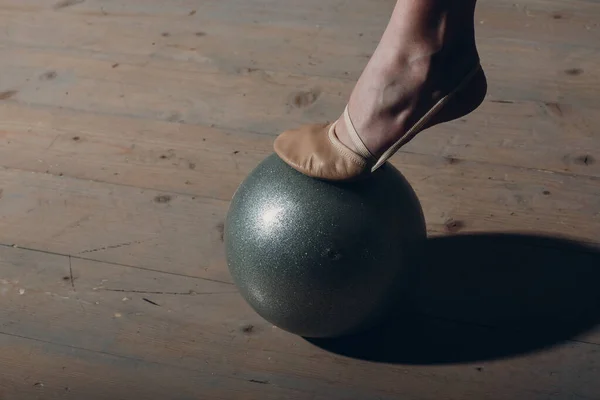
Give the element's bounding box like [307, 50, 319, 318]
[307, 233, 600, 364]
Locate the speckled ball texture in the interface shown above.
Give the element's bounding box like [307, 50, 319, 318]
[225, 154, 426, 338]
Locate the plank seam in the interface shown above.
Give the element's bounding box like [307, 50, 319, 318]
[0, 243, 234, 286]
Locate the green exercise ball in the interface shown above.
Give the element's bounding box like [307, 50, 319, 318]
[225, 154, 426, 338]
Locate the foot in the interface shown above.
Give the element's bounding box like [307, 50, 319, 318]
[274, 1, 488, 181]
[334, 35, 487, 164]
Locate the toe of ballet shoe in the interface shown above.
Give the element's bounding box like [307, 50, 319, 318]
[274, 122, 369, 181]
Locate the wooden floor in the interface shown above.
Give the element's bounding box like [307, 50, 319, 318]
[1, 0, 600, 398]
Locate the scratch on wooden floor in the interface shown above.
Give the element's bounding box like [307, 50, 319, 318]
[68, 255, 76, 289]
[68, 255, 88, 313]
[142, 298, 161, 306]
[52, 0, 85, 10]
[44, 292, 71, 301]
[248, 379, 270, 385]
[79, 240, 144, 254]
[100, 288, 236, 296]
[45, 134, 61, 151]
[50, 214, 93, 240]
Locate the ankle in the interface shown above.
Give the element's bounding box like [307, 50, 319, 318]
[383, 0, 478, 64]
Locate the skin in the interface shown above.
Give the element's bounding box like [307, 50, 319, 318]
[335, 0, 487, 157]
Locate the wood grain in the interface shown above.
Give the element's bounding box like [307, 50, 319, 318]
[0, 337, 309, 400]
[1, 0, 600, 397]
[1, 0, 599, 51]
[1, 98, 599, 189]
[2, 33, 598, 119]
[0, 154, 599, 283]
[0, 168, 230, 281]
[1, 27, 598, 178]
[1, 245, 600, 400]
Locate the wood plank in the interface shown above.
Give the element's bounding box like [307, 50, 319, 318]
[0, 168, 231, 281]
[1, 0, 598, 180]
[1, 1, 599, 81]
[1, 0, 599, 398]
[1, 245, 600, 399]
[0, 45, 348, 134]
[2, 94, 599, 187]
[1, 9, 598, 106]
[0, 336, 309, 400]
[0, 153, 599, 282]
[0, 103, 266, 202]
[2, 0, 599, 51]
[1, 41, 598, 177]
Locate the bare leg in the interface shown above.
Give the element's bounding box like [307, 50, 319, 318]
[274, 0, 487, 180]
[337, 0, 485, 157]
